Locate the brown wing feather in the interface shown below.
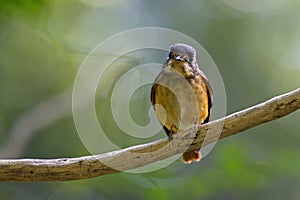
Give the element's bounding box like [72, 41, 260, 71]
[204, 79, 213, 123]
[150, 83, 157, 110]
[197, 69, 213, 123]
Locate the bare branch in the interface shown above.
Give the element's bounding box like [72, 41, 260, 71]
[0, 88, 299, 182]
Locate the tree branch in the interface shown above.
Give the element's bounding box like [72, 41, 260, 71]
[0, 88, 299, 182]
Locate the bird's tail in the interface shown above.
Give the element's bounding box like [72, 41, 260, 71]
[182, 149, 202, 164]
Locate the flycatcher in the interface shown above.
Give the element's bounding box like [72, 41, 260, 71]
[151, 43, 213, 164]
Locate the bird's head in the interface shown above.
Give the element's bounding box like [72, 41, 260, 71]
[168, 43, 197, 65]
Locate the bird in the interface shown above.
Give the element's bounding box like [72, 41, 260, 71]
[151, 43, 213, 164]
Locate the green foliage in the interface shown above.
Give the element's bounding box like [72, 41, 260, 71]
[0, 0, 300, 199]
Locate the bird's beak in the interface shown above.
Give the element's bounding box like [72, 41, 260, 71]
[175, 56, 184, 61]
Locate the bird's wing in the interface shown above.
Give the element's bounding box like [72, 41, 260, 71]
[197, 69, 213, 123]
[204, 76, 213, 123]
[150, 83, 157, 110]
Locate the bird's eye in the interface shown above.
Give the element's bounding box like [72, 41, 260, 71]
[168, 52, 175, 59]
[182, 56, 189, 63]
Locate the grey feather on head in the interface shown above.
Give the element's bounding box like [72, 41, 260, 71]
[169, 43, 197, 65]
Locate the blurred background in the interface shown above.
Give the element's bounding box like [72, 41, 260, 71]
[0, 0, 300, 199]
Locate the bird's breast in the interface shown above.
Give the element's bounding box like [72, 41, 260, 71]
[153, 63, 209, 132]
